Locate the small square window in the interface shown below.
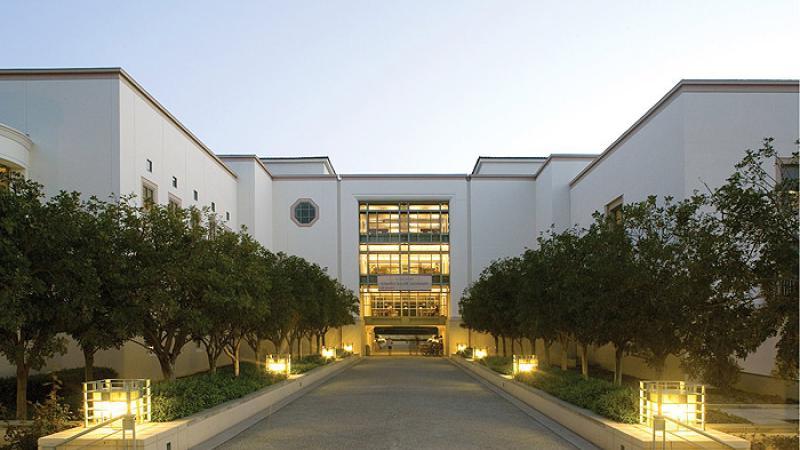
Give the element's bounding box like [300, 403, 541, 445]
[193, 190, 199, 201]
[211, 202, 216, 212]
[146, 159, 153, 173]
[172, 176, 178, 188]
[226, 211, 230, 221]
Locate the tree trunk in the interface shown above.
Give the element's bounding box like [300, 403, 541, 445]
[580, 343, 589, 380]
[157, 354, 176, 381]
[511, 338, 516, 355]
[232, 341, 240, 377]
[653, 355, 666, 380]
[255, 340, 264, 367]
[83, 347, 96, 381]
[15, 361, 29, 420]
[543, 341, 551, 368]
[206, 348, 218, 374]
[493, 334, 499, 355]
[502, 336, 507, 357]
[560, 336, 569, 371]
[316, 334, 321, 354]
[614, 345, 624, 385]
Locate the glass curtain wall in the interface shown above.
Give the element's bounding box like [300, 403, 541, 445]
[359, 202, 450, 318]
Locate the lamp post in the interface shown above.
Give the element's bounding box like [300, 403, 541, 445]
[639, 381, 706, 430]
[266, 354, 292, 377]
[512, 355, 538, 376]
[83, 379, 151, 427]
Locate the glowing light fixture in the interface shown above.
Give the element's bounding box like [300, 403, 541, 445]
[473, 347, 488, 360]
[266, 354, 291, 377]
[321, 346, 336, 360]
[342, 343, 354, 354]
[456, 343, 467, 353]
[639, 381, 705, 430]
[83, 379, 151, 427]
[512, 355, 538, 375]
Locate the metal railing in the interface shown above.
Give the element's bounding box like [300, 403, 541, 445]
[651, 416, 736, 450]
[41, 414, 136, 450]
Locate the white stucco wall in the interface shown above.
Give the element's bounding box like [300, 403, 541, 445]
[533, 158, 595, 240]
[0, 75, 120, 198]
[118, 79, 238, 223]
[222, 157, 274, 248]
[474, 159, 544, 175]
[262, 160, 332, 175]
[0, 122, 32, 171]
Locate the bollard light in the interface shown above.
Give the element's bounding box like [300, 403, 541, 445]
[83, 379, 151, 427]
[512, 355, 538, 375]
[266, 354, 291, 377]
[473, 347, 488, 360]
[639, 381, 705, 430]
[342, 343, 354, 354]
[456, 343, 467, 353]
[321, 346, 336, 360]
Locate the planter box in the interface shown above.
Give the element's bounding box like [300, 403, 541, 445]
[450, 357, 750, 450]
[39, 357, 362, 450]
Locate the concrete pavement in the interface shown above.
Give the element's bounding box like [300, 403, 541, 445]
[219, 357, 581, 450]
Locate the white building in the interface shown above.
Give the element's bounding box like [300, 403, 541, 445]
[0, 69, 797, 396]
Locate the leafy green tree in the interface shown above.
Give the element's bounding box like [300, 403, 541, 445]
[67, 197, 140, 380]
[707, 138, 799, 379]
[518, 247, 558, 367]
[0, 174, 80, 418]
[246, 251, 294, 364]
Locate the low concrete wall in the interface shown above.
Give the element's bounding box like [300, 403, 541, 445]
[450, 357, 750, 450]
[38, 357, 361, 450]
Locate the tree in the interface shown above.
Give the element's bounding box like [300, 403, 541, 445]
[246, 251, 294, 365]
[0, 174, 79, 418]
[67, 197, 139, 380]
[129, 204, 206, 380]
[707, 138, 799, 379]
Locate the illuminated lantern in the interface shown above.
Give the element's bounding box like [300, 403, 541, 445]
[512, 355, 538, 375]
[342, 343, 354, 353]
[639, 381, 706, 430]
[473, 347, 488, 360]
[266, 354, 292, 377]
[321, 346, 336, 360]
[83, 379, 151, 427]
[455, 343, 467, 353]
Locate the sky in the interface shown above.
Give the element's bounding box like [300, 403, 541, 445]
[1, 1, 798, 174]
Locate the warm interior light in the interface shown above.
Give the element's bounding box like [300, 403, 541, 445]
[456, 343, 467, 353]
[321, 346, 336, 360]
[473, 348, 488, 360]
[513, 355, 538, 375]
[639, 381, 705, 430]
[342, 343, 354, 353]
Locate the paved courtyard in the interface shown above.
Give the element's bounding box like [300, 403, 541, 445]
[219, 357, 583, 449]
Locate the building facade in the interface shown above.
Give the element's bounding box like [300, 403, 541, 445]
[0, 69, 797, 395]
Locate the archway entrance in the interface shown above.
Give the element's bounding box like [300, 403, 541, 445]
[367, 326, 444, 356]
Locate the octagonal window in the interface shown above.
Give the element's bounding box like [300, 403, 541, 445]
[291, 199, 319, 227]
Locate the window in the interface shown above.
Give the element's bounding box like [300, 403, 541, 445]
[146, 159, 153, 173]
[291, 199, 319, 226]
[778, 157, 799, 182]
[211, 202, 216, 212]
[168, 195, 181, 210]
[142, 182, 156, 211]
[226, 211, 231, 221]
[605, 196, 623, 224]
[172, 176, 178, 188]
[193, 190, 199, 201]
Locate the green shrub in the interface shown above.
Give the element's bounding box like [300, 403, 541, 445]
[3, 377, 73, 450]
[151, 362, 278, 422]
[291, 355, 329, 374]
[516, 368, 638, 423]
[480, 356, 512, 375]
[0, 367, 118, 419]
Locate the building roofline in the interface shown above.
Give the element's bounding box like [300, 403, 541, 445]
[471, 156, 547, 175]
[0, 67, 239, 179]
[568, 78, 800, 188]
[219, 154, 274, 178]
[260, 156, 337, 175]
[531, 153, 597, 178]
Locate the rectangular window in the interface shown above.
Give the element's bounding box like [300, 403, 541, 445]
[193, 190, 199, 201]
[605, 195, 623, 224]
[168, 194, 181, 210]
[211, 202, 216, 212]
[172, 176, 178, 188]
[142, 183, 156, 211]
[146, 159, 153, 173]
[226, 211, 230, 221]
